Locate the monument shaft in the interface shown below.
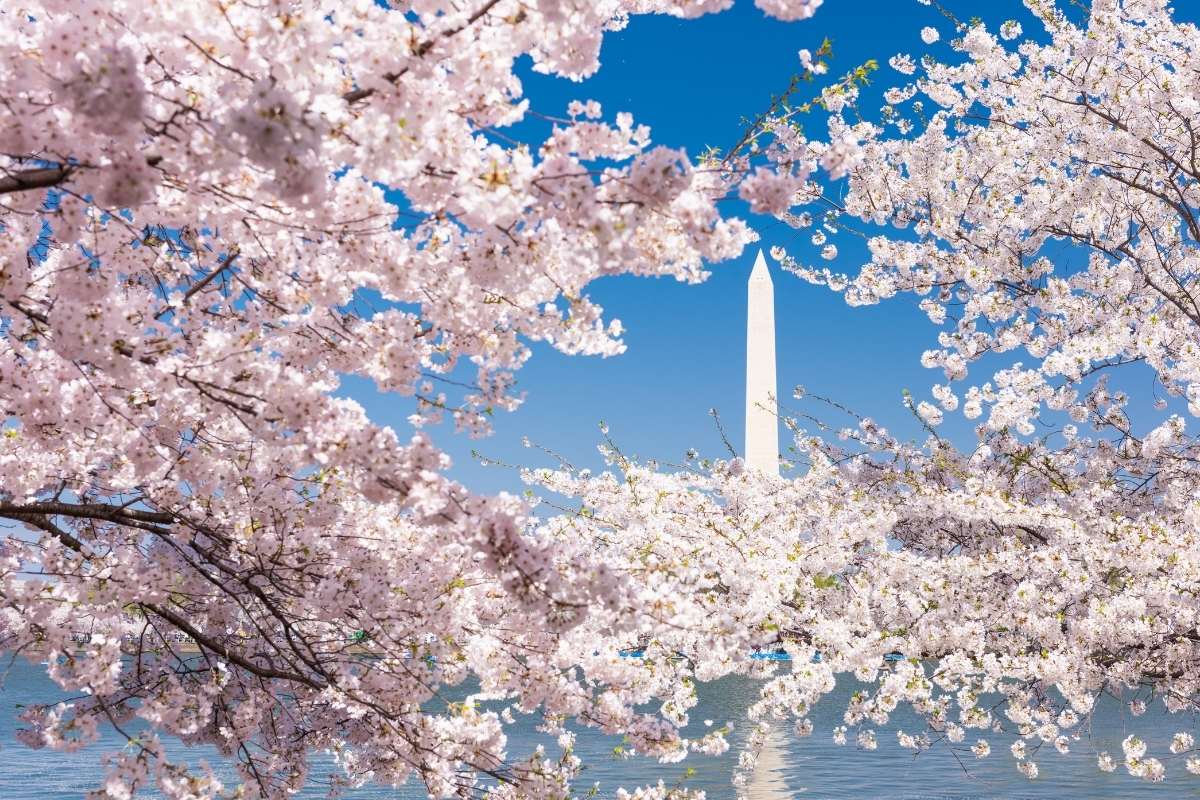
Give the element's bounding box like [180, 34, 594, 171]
[745, 250, 779, 475]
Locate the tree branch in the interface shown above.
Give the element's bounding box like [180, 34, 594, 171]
[0, 166, 73, 196]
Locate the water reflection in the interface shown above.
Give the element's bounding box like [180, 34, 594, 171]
[0, 657, 1189, 799]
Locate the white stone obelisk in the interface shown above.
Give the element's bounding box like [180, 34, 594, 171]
[745, 249, 779, 475]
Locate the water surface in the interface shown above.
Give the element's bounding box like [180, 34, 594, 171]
[1, 657, 1194, 798]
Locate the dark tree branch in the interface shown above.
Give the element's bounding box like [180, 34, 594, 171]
[0, 166, 74, 196]
[154, 249, 240, 320]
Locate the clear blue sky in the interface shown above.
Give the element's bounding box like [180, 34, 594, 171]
[345, 0, 1184, 495]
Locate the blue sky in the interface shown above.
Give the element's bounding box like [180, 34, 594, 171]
[348, 0, 1185, 496]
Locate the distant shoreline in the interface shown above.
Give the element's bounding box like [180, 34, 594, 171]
[6, 644, 201, 658]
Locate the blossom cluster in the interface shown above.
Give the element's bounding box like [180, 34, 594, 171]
[713, 0, 1200, 787]
[8, 0, 1200, 796]
[0, 0, 833, 798]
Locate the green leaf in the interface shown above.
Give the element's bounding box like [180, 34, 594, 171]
[813, 574, 838, 589]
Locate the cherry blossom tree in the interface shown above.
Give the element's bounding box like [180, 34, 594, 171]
[10, 0, 1200, 795]
[557, 0, 1200, 786]
[0, 0, 829, 798]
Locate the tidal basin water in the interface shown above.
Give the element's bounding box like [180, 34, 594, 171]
[0, 656, 1194, 799]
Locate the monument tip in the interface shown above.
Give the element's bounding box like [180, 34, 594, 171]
[749, 249, 771, 283]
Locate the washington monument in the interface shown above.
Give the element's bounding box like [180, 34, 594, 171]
[745, 250, 779, 475]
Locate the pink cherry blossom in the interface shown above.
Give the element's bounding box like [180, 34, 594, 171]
[5, 0, 1200, 797]
[0, 0, 838, 797]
